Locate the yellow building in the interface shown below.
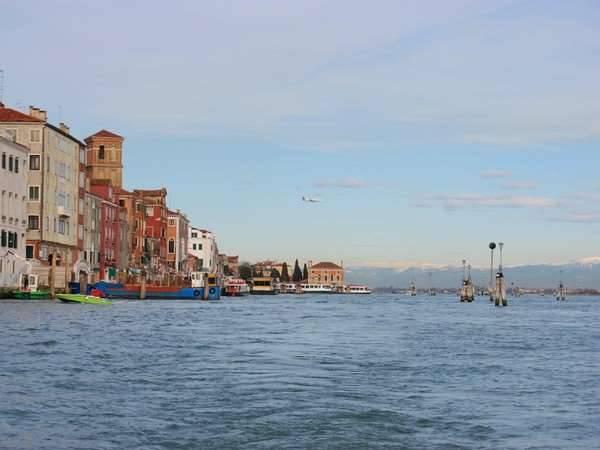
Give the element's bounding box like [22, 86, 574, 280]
[84, 129, 124, 189]
[0, 104, 83, 284]
[308, 261, 345, 286]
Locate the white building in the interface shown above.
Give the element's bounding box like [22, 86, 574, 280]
[168, 209, 190, 274]
[188, 227, 218, 273]
[0, 130, 29, 291]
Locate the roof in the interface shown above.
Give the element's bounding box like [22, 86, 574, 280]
[0, 105, 43, 123]
[86, 129, 123, 140]
[311, 262, 343, 270]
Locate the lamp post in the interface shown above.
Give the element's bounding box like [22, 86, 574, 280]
[488, 242, 496, 301]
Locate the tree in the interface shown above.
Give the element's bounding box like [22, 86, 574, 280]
[281, 262, 290, 282]
[292, 259, 303, 282]
[239, 263, 252, 281]
[270, 268, 281, 279]
[303, 263, 309, 281]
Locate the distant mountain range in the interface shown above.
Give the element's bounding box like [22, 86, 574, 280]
[346, 260, 600, 289]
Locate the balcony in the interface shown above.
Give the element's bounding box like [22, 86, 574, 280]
[57, 206, 70, 217]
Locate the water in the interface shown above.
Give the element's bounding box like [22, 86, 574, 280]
[1, 294, 599, 449]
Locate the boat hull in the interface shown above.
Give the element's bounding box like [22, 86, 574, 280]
[57, 294, 112, 305]
[91, 282, 221, 300]
[12, 291, 50, 300]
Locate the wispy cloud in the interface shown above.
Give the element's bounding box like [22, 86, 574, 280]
[313, 177, 368, 189]
[501, 181, 537, 191]
[418, 194, 560, 211]
[550, 212, 600, 223]
[480, 170, 512, 179]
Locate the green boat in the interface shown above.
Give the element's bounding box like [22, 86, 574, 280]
[12, 290, 50, 300]
[56, 294, 112, 305]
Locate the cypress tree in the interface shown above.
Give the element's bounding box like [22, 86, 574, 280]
[292, 259, 302, 282]
[303, 263, 309, 281]
[281, 262, 290, 282]
[270, 268, 281, 279]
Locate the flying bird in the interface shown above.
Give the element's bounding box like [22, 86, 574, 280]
[302, 196, 321, 203]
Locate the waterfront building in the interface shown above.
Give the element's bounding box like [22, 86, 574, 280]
[308, 261, 345, 286]
[223, 255, 239, 277]
[82, 191, 102, 282]
[188, 227, 219, 273]
[0, 130, 29, 291]
[167, 209, 190, 274]
[117, 207, 129, 275]
[84, 130, 124, 189]
[90, 180, 120, 281]
[118, 189, 147, 269]
[0, 104, 84, 288]
[134, 188, 168, 280]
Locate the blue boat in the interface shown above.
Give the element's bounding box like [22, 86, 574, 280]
[91, 272, 221, 300]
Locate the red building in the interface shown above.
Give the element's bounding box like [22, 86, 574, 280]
[133, 188, 168, 279]
[90, 180, 120, 281]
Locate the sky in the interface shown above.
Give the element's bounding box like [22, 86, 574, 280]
[2, 0, 600, 269]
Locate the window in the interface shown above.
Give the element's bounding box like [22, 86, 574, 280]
[79, 148, 86, 164]
[168, 219, 175, 226]
[0, 230, 6, 247]
[192, 243, 197, 250]
[14, 158, 18, 173]
[168, 239, 175, 253]
[191, 232, 198, 238]
[26, 245, 34, 259]
[8, 155, 13, 171]
[5, 129, 17, 142]
[119, 200, 125, 207]
[146, 207, 153, 217]
[29, 154, 41, 170]
[198, 244, 202, 250]
[30, 129, 41, 143]
[47, 156, 50, 172]
[98, 145, 105, 160]
[27, 215, 39, 230]
[29, 186, 40, 201]
[7, 232, 14, 248]
[199, 258, 203, 269]
[1, 152, 5, 169]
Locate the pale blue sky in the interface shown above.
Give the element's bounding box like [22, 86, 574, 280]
[2, 0, 599, 268]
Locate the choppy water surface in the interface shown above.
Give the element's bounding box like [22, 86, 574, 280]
[1, 294, 599, 449]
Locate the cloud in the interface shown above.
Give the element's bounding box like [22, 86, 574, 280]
[550, 212, 600, 223]
[480, 170, 512, 179]
[418, 194, 560, 210]
[501, 181, 537, 191]
[313, 177, 368, 189]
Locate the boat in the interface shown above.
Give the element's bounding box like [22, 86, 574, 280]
[556, 270, 567, 301]
[343, 285, 372, 294]
[300, 283, 335, 294]
[250, 277, 279, 295]
[223, 278, 250, 297]
[459, 261, 475, 302]
[12, 290, 50, 300]
[57, 294, 112, 305]
[409, 281, 417, 296]
[91, 272, 221, 300]
[12, 275, 49, 299]
[279, 283, 301, 294]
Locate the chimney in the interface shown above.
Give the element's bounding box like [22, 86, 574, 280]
[0, 101, 4, 107]
[59, 122, 70, 134]
[28, 106, 47, 122]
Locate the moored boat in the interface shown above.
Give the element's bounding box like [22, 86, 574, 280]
[343, 285, 372, 294]
[250, 277, 279, 295]
[300, 283, 335, 294]
[223, 278, 250, 296]
[57, 294, 112, 305]
[12, 290, 50, 300]
[279, 283, 301, 294]
[91, 272, 221, 300]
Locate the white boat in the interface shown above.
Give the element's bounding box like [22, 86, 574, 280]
[223, 278, 250, 297]
[300, 283, 335, 294]
[343, 285, 372, 294]
[280, 283, 301, 294]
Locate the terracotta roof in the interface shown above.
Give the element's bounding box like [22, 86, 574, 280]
[86, 129, 123, 140]
[311, 262, 343, 270]
[0, 105, 43, 123]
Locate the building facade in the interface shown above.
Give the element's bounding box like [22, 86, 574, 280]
[0, 130, 29, 290]
[83, 191, 102, 282]
[134, 189, 168, 279]
[167, 209, 190, 274]
[0, 104, 82, 287]
[85, 130, 124, 189]
[308, 261, 345, 286]
[90, 180, 120, 281]
[118, 189, 146, 269]
[188, 227, 219, 273]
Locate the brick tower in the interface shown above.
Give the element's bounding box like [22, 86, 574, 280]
[84, 129, 124, 188]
